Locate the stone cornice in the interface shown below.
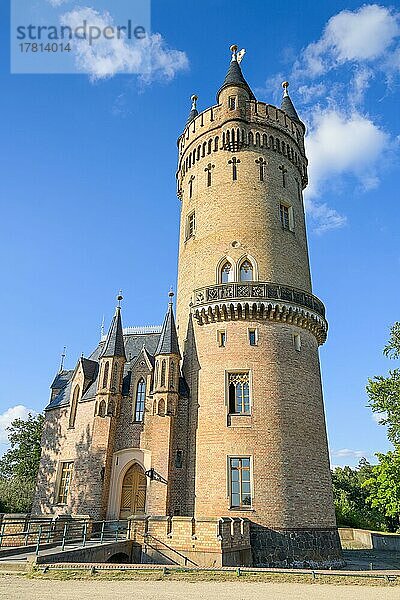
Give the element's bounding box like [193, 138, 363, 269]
[192, 282, 327, 345]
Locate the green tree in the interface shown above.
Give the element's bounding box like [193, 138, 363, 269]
[332, 458, 389, 531]
[0, 412, 44, 513]
[362, 322, 400, 531]
[367, 322, 400, 447]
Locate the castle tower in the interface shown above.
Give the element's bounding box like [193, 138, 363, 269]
[93, 298, 126, 517]
[176, 46, 342, 566]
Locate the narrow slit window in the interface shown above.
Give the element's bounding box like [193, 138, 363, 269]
[186, 211, 195, 239]
[218, 331, 226, 347]
[248, 329, 257, 346]
[229, 96, 237, 110]
[134, 378, 146, 421]
[294, 334, 301, 352]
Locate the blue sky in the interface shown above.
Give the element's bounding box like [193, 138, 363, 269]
[1, 0, 399, 466]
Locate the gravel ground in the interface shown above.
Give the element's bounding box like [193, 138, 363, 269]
[0, 576, 399, 600]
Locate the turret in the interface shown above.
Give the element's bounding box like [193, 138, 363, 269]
[97, 295, 126, 405]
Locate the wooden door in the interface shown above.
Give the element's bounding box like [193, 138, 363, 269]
[119, 464, 147, 519]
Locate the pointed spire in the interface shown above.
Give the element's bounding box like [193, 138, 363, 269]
[100, 294, 126, 359]
[185, 94, 199, 127]
[280, 81, 303, 127]
[155, 290, 181, 357]
[217, 44, 255, 102]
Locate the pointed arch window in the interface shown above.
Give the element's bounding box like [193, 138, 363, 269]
[161, 360, 166, 387]
[134, 378, 146, 422]
[69, 384, 80, 428]
[239, 260, 254, 282]
[169, 361, 175, 389]
[111, 363, 119, 392]
[102, 361, 109, 389]
[220, 261, 233, 283]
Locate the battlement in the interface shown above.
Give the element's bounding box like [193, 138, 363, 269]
[129, 515, 252, 567]
[177, 100, 308, 188]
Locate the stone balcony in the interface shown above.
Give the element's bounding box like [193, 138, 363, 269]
[192, 281, 328, 345]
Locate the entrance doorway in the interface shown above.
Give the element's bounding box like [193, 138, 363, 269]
[119, 463, 147, 519]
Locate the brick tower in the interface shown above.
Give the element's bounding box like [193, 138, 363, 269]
[176, 45, 342, 566]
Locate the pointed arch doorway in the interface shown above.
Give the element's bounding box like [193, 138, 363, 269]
[119, 463, 147, 519]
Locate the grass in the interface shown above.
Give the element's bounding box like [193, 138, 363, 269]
[19, 568, 399, 586]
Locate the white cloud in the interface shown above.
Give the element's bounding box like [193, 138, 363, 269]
[0, 405, 36, 445]
[60, 7, 188, 81]
[372, 411, 387, 425]
[295, 4, 400, 78]
[332, 448, 368, 459]
[305, 199, 347, 234]
[305, 108, 388, 200]
[47, 0, 69, 6]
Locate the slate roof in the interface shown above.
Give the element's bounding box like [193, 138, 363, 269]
[155, 303, 181, 357]
[45, 331, 162, 410]
[185, 107, 198, 127]
[217, 59, 256, 101]
[100, 307, 126, 359]
[281, 94, 303, 127]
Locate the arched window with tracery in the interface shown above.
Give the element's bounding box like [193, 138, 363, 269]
[161, 360, 166, 387]
[220, 261, 233, 283]
[239, 260, 254, 282]
[102, 361, 109, 389]
[111, 363, 119, 392]
[134, 378, 146, 422]
[69, 384, 80, 428]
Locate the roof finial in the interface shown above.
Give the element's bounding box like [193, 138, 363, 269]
[100, 315, 105, 338]
[190, 94, 198, 111]
[117, 290, 123, 308]
[282, 81, 289, 98]
[230, 44, 238, 61]
[59, 346, 66, 372]
[168, 287, 174, 305]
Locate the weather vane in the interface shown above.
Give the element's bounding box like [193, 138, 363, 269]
[230, 44, 246, 63]
[117, 290, 123, 307]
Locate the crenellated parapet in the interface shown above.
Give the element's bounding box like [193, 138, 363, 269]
[177, 100, 308, 191]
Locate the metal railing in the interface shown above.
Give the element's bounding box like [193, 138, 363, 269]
[193, 281, 326, 318]
[0, 519, 129, 557]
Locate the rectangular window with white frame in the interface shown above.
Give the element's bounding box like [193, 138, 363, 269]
[56, 461, 73, 505]
[229, 457, 252, 509]
[280, 203, 294, 231]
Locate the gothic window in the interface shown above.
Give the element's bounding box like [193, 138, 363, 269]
[228, 372, 250, 414]
[111, 363, 119, 392]
[98, 400, 106, 417]
[57, 461, 73, 505]
[169, 362, 175, 389]
[154, 361, 159, 388]
[220, 261, 233, 283]
[229, 457, 251, 508]
[102, 361, 109, 389]
[161, 360, 166, 387]
[107, 398, 115, 417]
[239, 260, 253, 282]
[186, 211, 195, 239]
[69, 385, 80, 429]
[134, 378, 146, 421]
[158, 398, 165, 416]
[214, 136, 219, 152]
